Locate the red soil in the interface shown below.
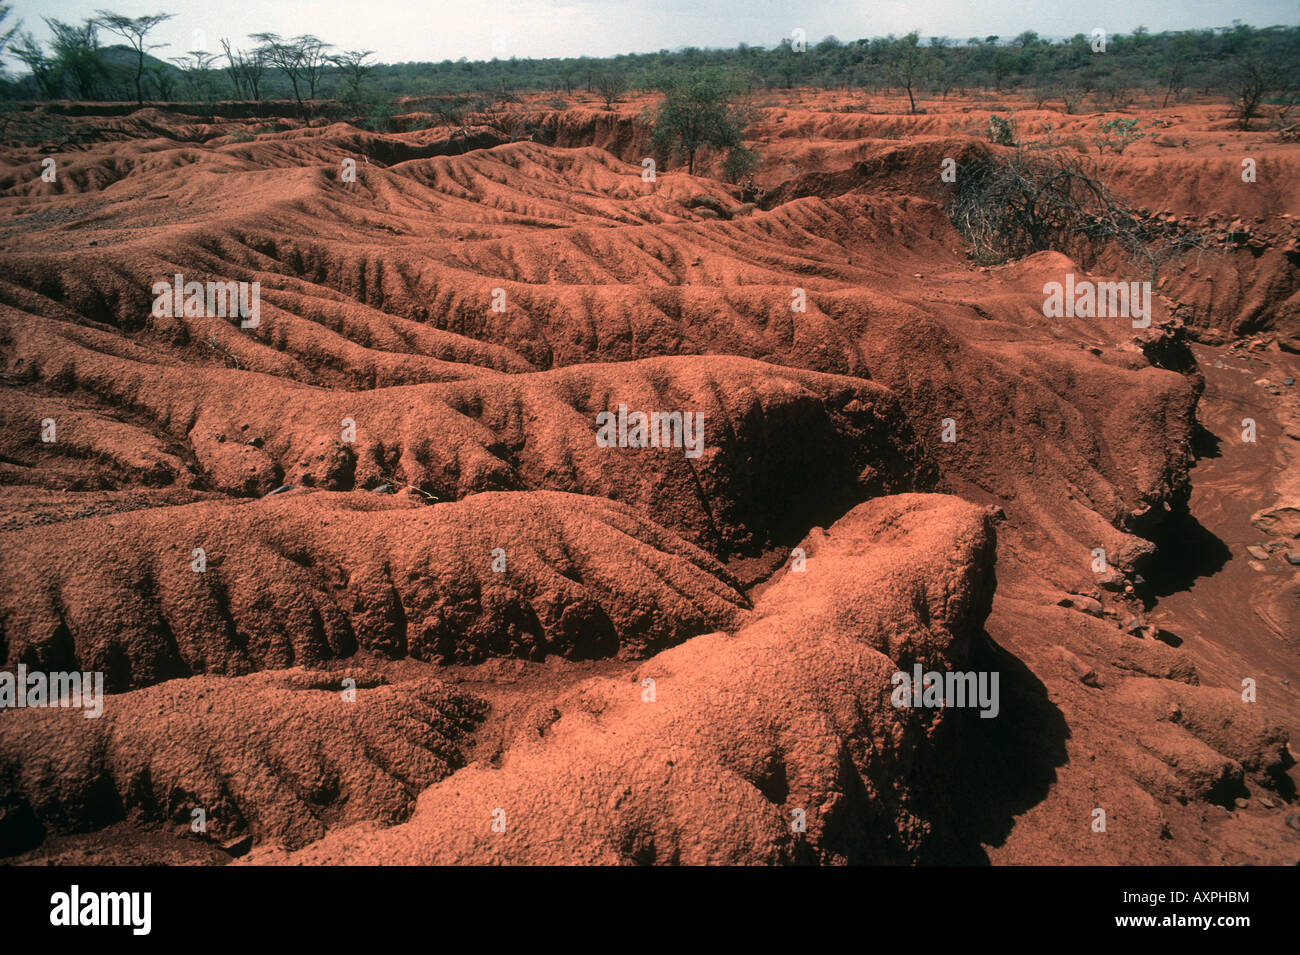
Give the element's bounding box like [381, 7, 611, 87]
[0, 90, 1296, 864]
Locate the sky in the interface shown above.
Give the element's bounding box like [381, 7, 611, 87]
[7, 0, 1299, 65]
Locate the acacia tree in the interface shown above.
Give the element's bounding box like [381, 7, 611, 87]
[297, 35, 332, 99]
[252, 33, 332, 114]
[251, 32, 305, 112]
[329, 48, 375, 111]
[0, 4, 20, 70]
[169, 49, 218, 112]
[95, 10, 173, 106]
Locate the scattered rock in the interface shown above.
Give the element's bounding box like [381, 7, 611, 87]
[221, 835, 254, 857]
[1059, 647, 1103, 687]
[1059, 593, 1104, 617]
[1251, 501, 1300, 538]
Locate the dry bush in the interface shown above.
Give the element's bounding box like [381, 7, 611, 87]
[1060, 86, 1085, 114]
[949, 147, 1212, 278]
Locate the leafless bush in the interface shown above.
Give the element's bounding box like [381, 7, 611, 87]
[1232, 58, 1285, 130]
[595, 72, 628, 110]
[1060, 85, 1085, 114]
[949, 147, 1212, 280]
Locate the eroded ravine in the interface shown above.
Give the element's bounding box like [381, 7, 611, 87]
[0, 93, 1295, 864]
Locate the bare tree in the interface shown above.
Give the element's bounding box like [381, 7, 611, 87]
[1231, 57, 1284, 130]
[595, 71, 627, 110]
[94, 10, 173, 106]
[220, 38, 265, 101]
[220, 37, 244, 99]
[1159, 34, 1195, 107]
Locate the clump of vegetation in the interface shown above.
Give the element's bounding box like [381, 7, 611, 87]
[988, 114, 1016, 145]
[1092, 117, 1150, 155]
[424, 94, 487, 127]
[360, 96, 397, 133]
[723, 144, 761, 183]
[1059, 85, 1085, 114]
[646, 69, 757, 176]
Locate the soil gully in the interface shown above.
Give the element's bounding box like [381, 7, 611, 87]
[1147, 343, 1300, 748]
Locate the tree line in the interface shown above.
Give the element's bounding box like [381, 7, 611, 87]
[1, 7, 1295, 125]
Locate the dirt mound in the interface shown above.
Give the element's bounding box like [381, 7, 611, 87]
[0, 668, 486, 855]
[0, 490, 750, 689]
[244, 493, 997, 864]
[1, 311, 923, 557]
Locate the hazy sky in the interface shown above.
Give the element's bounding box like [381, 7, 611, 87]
[9, 0, 1298, 63]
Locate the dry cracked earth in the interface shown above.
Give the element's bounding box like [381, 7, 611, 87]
[0, 91, 1297, 865]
